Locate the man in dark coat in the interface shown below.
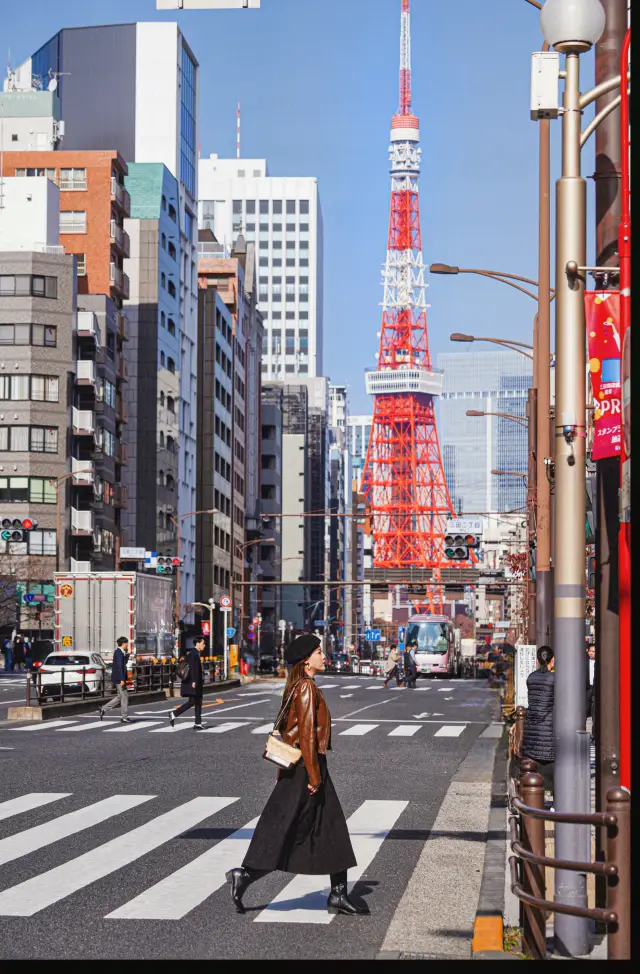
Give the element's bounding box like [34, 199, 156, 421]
[521, 646, 555, 794]
[169, 637, 205, 730]
[404, 640, 418, 689]
[99, 636, 131, 723]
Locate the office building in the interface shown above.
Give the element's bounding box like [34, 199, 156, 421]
[347, 414, 372, 488]
[258, 386, 283, 650]
[11, 21, 200, 611]
[121, 163, 181, 555]
[437, 351, 532, 514]
[198, 154, 323, 381]
[0, 89, 63, 152]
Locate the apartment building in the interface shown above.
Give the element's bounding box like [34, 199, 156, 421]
[258, 387, 283, 652]
[198, 155, 323, 381]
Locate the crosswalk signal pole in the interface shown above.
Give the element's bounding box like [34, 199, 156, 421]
[223, 612, 229, 680]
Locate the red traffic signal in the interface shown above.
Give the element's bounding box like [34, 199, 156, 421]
[171, 557, 182, 566]
[21, 518, 37, 531]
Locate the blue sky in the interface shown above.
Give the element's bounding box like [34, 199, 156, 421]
[4, 0, 597, 413]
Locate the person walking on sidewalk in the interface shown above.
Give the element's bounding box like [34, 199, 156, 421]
[226, 633, 368, 917]
[169, 637, 205, 730]
[3, 637, 13, 672]
[99, 636, 131, 724]
[382, 643, 402, 688]
[521, 646, 555, 794]
[404, 640, 418, 689]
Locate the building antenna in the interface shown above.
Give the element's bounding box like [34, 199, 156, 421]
[236, 102, 241, 159]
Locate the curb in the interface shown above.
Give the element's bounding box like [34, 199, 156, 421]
[471, 722, 514, 959]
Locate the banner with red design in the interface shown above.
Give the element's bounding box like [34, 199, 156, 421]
[585, 291, 621, 460]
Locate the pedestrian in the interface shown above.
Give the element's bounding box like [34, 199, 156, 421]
[99, 636, 131, 723]
[2, 637, 12, 672]
[169, 637, 205, 730]
[226, 632, 367, 917]
[404, 640, 418, 689]
[521, 646, 555, 796]
[23, 637, 32, 672]
[13, 635, 25, 672]
[382, 643, 402, 688]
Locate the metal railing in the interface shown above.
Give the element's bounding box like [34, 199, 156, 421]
[509, 750, 630, 959]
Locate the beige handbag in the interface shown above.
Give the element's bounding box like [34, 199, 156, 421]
[263, 681, 304, 770]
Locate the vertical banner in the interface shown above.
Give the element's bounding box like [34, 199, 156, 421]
[584, 291, 622, 460]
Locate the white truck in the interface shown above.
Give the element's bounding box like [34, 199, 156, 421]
[461, 638, 476, 659]
[53, 572, 174, 662]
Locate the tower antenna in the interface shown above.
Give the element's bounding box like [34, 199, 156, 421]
[399, 0, 411, 116]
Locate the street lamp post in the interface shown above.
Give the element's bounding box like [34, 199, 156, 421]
[540, 0, 606, 957]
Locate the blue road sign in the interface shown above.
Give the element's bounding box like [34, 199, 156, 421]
[247, 631, 256, 641]
[226, 627, 236, 638]
[365, 629, 381, 642]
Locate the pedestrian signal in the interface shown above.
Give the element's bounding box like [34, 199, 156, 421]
[1, 516, 38, 542]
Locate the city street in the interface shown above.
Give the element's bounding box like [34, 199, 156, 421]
[0, 676, 501, 960]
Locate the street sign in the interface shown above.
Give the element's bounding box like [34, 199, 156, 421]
[365, 629, 381, 641]
[226, 627, 236, 638]
[220, 596, 232, 609]
[314, 620, 327, 627]
[120, 546, 146, 560]
[202, 621, 211, 636]
[247, 631, 256, 641]
[61, 635, 72, 647]
[23, 593, 49, 603]
[445, 518, 483, 535]
[144, 551, 158, 568]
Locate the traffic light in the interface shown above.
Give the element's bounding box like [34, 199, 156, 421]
[444, 533, 470, 560]
[156, 556, 183, 575]
[1, 517, 38, 542]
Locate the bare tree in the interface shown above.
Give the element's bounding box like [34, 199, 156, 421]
[0, 553, 56, 632]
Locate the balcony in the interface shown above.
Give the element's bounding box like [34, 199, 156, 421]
[122, 272, 130, 299]
[110, 177, 131, 216]
[72, 406, 95, 436]
[115, 441, 128, 466]
[110, 262, 122, 291]
[76, 360, 96, 386]
[75, 310, 99, 342]
[70, 557, 92, 572]
[72, 457, 94, 486]
[117, 357, 129, 382]
[71, 508, 94, 535]
[114, 483, 128, 509]
[115, 395, 128, 423]
[118, 313, 129, 342]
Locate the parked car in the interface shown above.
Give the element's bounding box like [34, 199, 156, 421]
[258, 655, 277, 674]
[38, 652, 107, 698]
[330, 652, 350, 671]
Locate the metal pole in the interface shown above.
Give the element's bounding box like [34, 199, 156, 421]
[536, 104, 553, 648]
[553, 51, 589, 958]
[209, 603, 214, 658]
[605, 787, 630, 959]
[56, 484, 61, 574]
[175, 522, 181, 642]
[520, 771, 547, 960]
[527, 387, 538, 643]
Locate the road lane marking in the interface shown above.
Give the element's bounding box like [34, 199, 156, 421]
[251, 723, 274, 734]
[339, 724, 378, 736]
[0, 797, 236, 916]
[254, 800, 408, 924]
[340, 694, 353, 698]
[388, 725, 421, 737]
[480, 725, 504, 738]
[55, 721, 108, 732]
[0, 793, 71, 821]
[149, 723, 195, 733]
[11, 720, 78, 731]
[315, 684, 339, 689]
[201, 699, 274, 716]
[340, 698, 394, 719]
[103, 721, 164, 733]
[0, 794, 154, 867]
[434, 725, 466, 738]
[366, 686, 384, 691]
[202, 722, 246, 734]
[107, 814, 257, 920]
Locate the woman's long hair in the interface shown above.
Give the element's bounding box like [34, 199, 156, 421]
[537, 645, 554, 672]
[283, 658, 307, 701]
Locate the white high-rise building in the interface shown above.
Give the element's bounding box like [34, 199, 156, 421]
[347, 414, 373, 489]
[198, 154, 323, 380]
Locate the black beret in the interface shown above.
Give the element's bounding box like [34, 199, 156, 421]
[284, 633, 322, 665]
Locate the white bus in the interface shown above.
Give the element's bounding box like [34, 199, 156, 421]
[404, 615, 461, 677]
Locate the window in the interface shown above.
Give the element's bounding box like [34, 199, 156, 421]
[168, 203, 177, 222]
[259, 240, 269, 251]
[25, 530, 56, 556]
[168, 241, 177, 260]
[273, 200, 282, 214]
[0, 375, 58, 402]
[167, 395, 175, 413]
[237, 170, 245, 178]
[272, 258, 282, 268]
[0, 426, 57, 453]
[15, 167, 56, 182]
[272, 240, 282, 250]
[285, 364, 295, 373]
[76, 254, 87, 276]
[286, 200, 296, 215]
[161, 233, 167, 250]
[162, 195, 167, 211]
[299, 329, 309, 352]
[259, 257, 268, 267]
[167, 357, 176, 373]
[184, 210, 194, 241]
[299, 240, 309, 251]
[104, 380, 116, 407]
[161, 311, 166, 329]
[161, 273, 166, 289]
[271, 330, 281, 353]
[167, 318, 176, 336]
[300, 258, 309, 268]
[60, 210, 86, 234]
[300, 200, 309, 214]
[59, 168, 87, 191]
[299, 310, 309, 320]
[272, 223, 282, 232]
[286, 258, 296, 268]
[104, 430, 115, 457]
[232, 200, 242, 214]
[259, 200, 269, 215]
[246, 200, 256, 215]
[160, 351, 165, 368]
[180, 46, 197, 196]
[300, 223, 309, 232]
[298, 364, 308, 374]
[0, 276, 57, 299]
[0, 476, 55, 504]
[285, 329, 295, 354]
[168, 280, 176, 298]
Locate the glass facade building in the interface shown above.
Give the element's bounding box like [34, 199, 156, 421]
[436, 351, 532, 514]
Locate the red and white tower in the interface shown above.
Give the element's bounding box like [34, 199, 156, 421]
[362, 0, 455, 612]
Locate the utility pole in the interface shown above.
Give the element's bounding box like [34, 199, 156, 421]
[592, 0, 626, 907]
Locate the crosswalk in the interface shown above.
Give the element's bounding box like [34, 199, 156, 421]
[0, 791, 408, 923]
[4, 717, 481, 740]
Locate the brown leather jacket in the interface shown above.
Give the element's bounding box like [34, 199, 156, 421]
[280, 678, 331, 789]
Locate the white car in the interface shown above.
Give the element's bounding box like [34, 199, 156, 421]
[39, 652, 107, 699]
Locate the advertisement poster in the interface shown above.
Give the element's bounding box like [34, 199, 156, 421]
[585, 291, 621, 460]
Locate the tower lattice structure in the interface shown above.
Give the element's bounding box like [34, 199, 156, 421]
[362, 0, 455, 613]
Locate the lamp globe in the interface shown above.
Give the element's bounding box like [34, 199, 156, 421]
[540, 0, 606, 54]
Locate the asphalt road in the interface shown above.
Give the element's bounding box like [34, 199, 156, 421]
[0, 673, 501, 959]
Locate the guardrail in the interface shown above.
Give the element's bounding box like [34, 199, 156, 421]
[508, 757, 630, 960]
[25, 658, 227, 706]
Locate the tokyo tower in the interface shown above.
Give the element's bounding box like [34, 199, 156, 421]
[362, 0, 455, 613]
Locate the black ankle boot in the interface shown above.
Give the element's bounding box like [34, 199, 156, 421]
[225, 866, 268, 914]
[327, 871, 370, 916]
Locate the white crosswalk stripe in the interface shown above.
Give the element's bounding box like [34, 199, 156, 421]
[251, 723, 274, 734]
[56, 721, 108, 732]
[434, 725, 466, 738]
[0, 794, 154, 867]
[0, 793, 70, 821]
[103, 721, 164, 733]
[202, 722, 247, 734]
[388, 725, 421, 737]
[255, 800, 408, 924]
[11, 719, 78, 731]
[149, 722, 195, 733]
[339, 724, 377, 736]
[0, 797, 236, 916]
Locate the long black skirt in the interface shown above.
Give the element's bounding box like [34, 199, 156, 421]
[243, 754, 357, 876]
